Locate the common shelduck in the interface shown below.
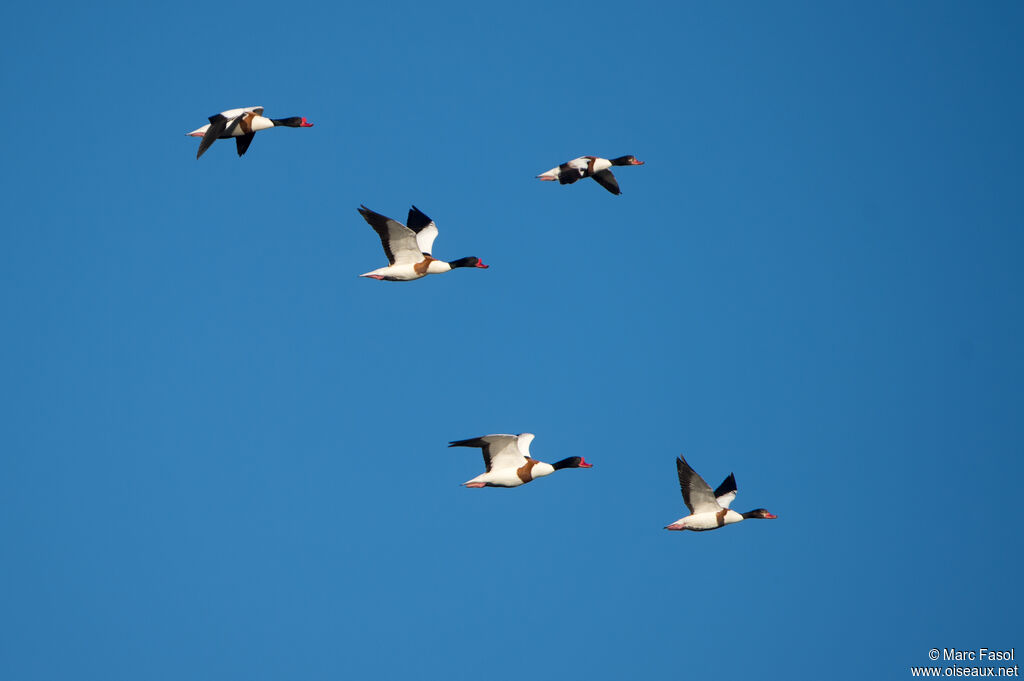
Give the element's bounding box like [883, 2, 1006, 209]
[357, 205, 488, 282]
[664, 455, 776, 531]
[449, 433, 592, 488]
[187, 106, 313, 159]
[536, 155, 644, 195]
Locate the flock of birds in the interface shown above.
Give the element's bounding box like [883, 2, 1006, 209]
[185, 106, 778, 533]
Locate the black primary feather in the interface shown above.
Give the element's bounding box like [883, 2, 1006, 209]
[357, 206, 399, 265]
[592, 169, 621, 195]
[196, 114, 228, 159]
[406, 205, 434, 233]
[235, 133, 255, 157]
[448, 438, 493, 471]
[713, 473, 737, 499]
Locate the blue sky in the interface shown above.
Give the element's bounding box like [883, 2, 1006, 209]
[1, 1, 1022, 679]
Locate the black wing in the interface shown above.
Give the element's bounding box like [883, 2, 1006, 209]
[558, 162, 584, 185]
[449, 437, 493, 472]
[406, 205, 433, 233]
[224, 114, 245, 136]
[196, 114, 228, 159]
[406, 205, 439, 256]
[235, 133, 255, 157]
[358, 206, 400, 264]
[713, 473, 737, 499]
[676, 455, 719, 514]
[592, 169, 621, 195]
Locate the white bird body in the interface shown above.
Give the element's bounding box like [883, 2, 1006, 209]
[463, 460, 558, 488]
[449, 433, 591, 488]
[664, 455, 776, 532]
[359, 259, 455, 281]
[668, 509, 745, 531]
[357, 205, 487, 282]
[187, 113, 276, 137]
[538, 156, 613, 178]
[536, 155, 643, 195]
[186, 106, 313, 158]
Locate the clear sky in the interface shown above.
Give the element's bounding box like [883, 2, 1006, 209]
[1, 1, 1022, 679]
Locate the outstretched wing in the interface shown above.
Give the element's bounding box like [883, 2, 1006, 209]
[592, 169, 621, 195]
[406, 205, 439, 256]
[713, 473, 737, 509]
[357, 206, 423, 265]
[676, 455, 721, 514]
[196, 114, 228, 159]
[235, 133, 255, 157]
[449, 434, 529, 473]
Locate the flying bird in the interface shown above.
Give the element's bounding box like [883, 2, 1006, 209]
[186, 106, 313, 159]
[449, 433, 592, 488]
[536, 155, 644, 195]
[664, 455, 776, 531]
[357, 205, 488, 281]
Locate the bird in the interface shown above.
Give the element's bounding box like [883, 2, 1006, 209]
[664, 455, 777, 531]
[186, 106, 313, 159]
[448, 433, 592, 488]
[536, 155, 644, 195]
[357, 205, 488, 281]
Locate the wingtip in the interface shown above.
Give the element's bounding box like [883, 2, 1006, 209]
[407, 204, 433, 230]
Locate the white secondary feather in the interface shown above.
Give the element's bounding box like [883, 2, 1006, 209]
[414, 221, 439, 256]
[480, 434, 530, 471]
[716, 490, 737, 509]
[677, 456, 723, 514]
[515, 433, 535, 460]
[381, 219, 424, 265]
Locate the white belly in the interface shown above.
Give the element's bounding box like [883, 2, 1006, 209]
[465, 469, 526, 488]
[360, 264, 426, 281]
[673, 510, 744, 531]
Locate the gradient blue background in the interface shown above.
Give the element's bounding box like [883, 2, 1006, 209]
[2, 2, 1021, 679]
